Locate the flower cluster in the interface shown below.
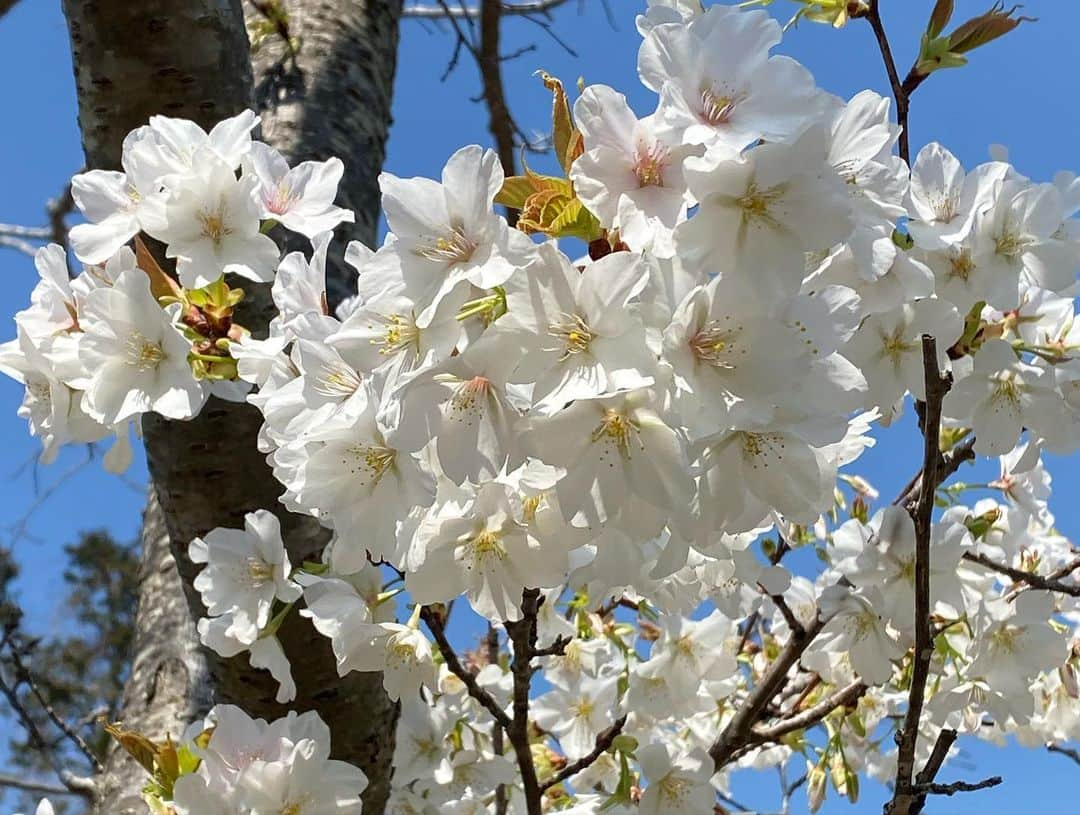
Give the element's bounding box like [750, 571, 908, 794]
[3, 1, 1080, 814]
[170, 705, 367, 814]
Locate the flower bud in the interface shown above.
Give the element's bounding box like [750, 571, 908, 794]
[807, 763, 828, 812]
[948, 2, 1035, 55]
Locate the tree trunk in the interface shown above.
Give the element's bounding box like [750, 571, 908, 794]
[91, 490, 211, 815]
[60, 2, 403, 812]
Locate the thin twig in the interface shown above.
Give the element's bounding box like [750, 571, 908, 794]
[6, 643, 104, 772]
[887, 337, 951, 815]
[0, 664, 96, 797]
[1048, 742, 1080, 766]
[0, 772, 80, 796]
[962, 551, 1080, 597]
[421, 606, 511, 729]
[403, 0, 571, 18]
[893, 436, 977, 509]
[751, 680, 866, 746]
[916, 776, 1003, 796]
[539, 714, 627, 793]
[864, 0, 911, 163]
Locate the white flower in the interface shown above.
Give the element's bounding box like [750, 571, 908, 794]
[172, 775, 234, 815]
[971, 178, 1075, 307]
[395, 330, 525, 483]
[842, 298, 962, 412]
[0, 328, 108, 463]
[832, 507, 967, 639]
[248, 141, 355, 237]
[636, 0, 703, 33]
[635, 610, 737, 701]
[71, 268, 207, 424]
[818, 585, 904, 685]
[237, 737, 367, 814]
[376, 622, 439, 701]
[636, 743, 715, 815]
[661, 276, 819, 437]
[379, 145, 535, 325]
[502, 245, 654, 412]
[327, 252, 465, 383]
[189, 509, 301, 643]
[906, 142, 1008, 250]
[675, 126, 852, 297]
[68, 127, 170, 264]
[271, 232, 334, 337]
[407, 481, 568, 622]
[152, 148, 279, 288]
[638, 4, 825, 155]
[198, 615, 296, 703]
[570, 84, 698, 232]
[289, 382, 436, 569]
[13, 800, 55, 815]
[15, 244, 78, 344]
[968, 592, 1067, 701]
[695, 422, 836, 532]
[520, 388, 693, 532]
[393, 699, 454, 785]
[944, 339, 1067, 455]
[533, 674, 620, 759]
[149, 108, 259, 174]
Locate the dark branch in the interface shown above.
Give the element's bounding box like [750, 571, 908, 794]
[864, 0, 911, 163]
[505, 588, 544, 815]
[709, 614, 828, 769]
[751, 680, 866, 746]
[887, 337, 952, 815]
[0, 657, 96, 797]
[5, 642, 105, 773]
[539, 714, 627, 793]
[962, 551, 1080, 597]
[421, 606, 511, 729]
[403, 0, 571, 17]
[1048, 742, 1080, 766]
[916, 776, 1003, 796]
[910, 728, 957, 815]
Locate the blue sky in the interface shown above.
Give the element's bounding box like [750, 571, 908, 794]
[0, 0, 1078, 812]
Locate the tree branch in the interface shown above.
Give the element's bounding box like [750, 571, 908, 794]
[909, 728, 957, 815]
[486, 624, 508, 815]
[539, 714, 627, 793]
[0, 654, 96, 798]
[5, 642, 104, 773]
[962, 551, 1080, 597]
[886, 337, 952, 815]
[1048, 742, 1080, 766]
[750, 680, 866, 746]
[864, 0, 911, 163]
[709, 614, 828, 769]
[893, 436, 977, 510]
[479, 0, 518, 186]
[916, 776, 1003, 796]
[505, 588, 544, 815]
[421, 606, 511, 729]
[403, 0, 571, 18]
[0, 771, 81, 796]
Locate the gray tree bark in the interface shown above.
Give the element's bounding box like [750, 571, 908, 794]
[60, 2, 403, 813]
